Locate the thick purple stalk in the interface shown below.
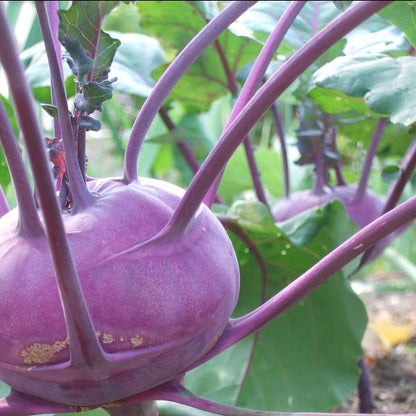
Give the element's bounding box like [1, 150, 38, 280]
[271, 102, 290, 197]
[133, 381, 404, 416]
[0, 4, 104, 368]
[0, 389, 70, 415]
[36, 2, 93, 211]
[161, 1, 392, 236]
[0, 102, 43, 236]
[123, 1, 257, 183]
[354, 118, 387, 202]
[46, 1, 63, 140]
[203, 1, 305, 206]
[195, 193, 416, 364]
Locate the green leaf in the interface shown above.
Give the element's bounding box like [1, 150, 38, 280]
[311, 54, 416, 125]
[180, 200, 366, 412]
[381, 164, 401, 183]
[218, 146, 285, 205]
[41, 103, 59, 118]
[333, 1, 352, 11]
[379, 1, 416, 48]
[74, 80, 114, 114]
[110, 31, 166, 97]
[138, 1, 262, 112]
[78, 115, 101, 131]
[58, 1, 121, 84]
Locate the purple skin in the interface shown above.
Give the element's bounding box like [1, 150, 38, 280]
[272, 185, 384, 227]
[0, 1, 400, 415]
[272, 185, 396, 262]
[0, 177, 239, 406]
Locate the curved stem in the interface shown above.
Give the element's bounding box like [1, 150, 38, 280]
[0, 3, 105, 369]
[0, 101, 43, 236]
[243, 135, 270, 208]
[354, 118, 387, 202]
[358, 135, 416, 268]
[161, 1, 392, 236]
[46, 1, 63, 140]
[158, 108, 201, 175]
[123, 1, 257, 183]
[37, 2, 93, 211]
[194, 193, 416, 365]
[203, 1, 305, 206]
[271, 102, 290, 198]
[382, 135, 416, 214]
[0, 389, 71, 415]
[143, 382, 402, 416]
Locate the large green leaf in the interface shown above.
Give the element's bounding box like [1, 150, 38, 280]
[166, 200, 367, 414]
[235, 1, 341, 50]
[138, 1, 262, 112]
[310, 54, 416, 126]
[378, 1, 416, 48]
[110, 31, 166, 97]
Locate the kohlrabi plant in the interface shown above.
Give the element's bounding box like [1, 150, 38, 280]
[0, 1, 415, 416]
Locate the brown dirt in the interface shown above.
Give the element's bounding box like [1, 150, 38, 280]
[334, 275, 416, 414]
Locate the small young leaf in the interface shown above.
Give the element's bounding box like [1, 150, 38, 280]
[74, 81, 114, 114]
[41, 103, 59, 118]
[78, 115, 101, 131]
[60, 38, 94, 84]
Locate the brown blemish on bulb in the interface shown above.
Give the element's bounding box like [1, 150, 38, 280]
[130, 335, 144, 347]
[102, 333, 115, 344]
[20, 338, 69, 365]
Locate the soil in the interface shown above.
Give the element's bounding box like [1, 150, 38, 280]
[333, 272, 416, 414]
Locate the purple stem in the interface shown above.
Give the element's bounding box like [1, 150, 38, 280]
[36, 2, 93, 211]
[220, 216, 267, 399]
[195, 192, 416, 365]
[0, 102, 43, 236]
[358, 358, 372, 413]
[160, 1, 392, 237]
[0, 186, 9, 217]
[330, 126, 347, 186]
[123, 1, 257, 183]
[382, 136, 416, 214]
[0, 389, 71, 415]
[243, 135, 270, 208]
[358, 135, 416, 267]
[158, 108, 201, 175]
[135, 380, 404, 416]
[203, 1, 305, 206]
[46, 1, 63, 140]
[271, 102, 290, 198]
[311, 136, 327, 196]
[0, 3, 105, 368]
[354, 118, 387, 202]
